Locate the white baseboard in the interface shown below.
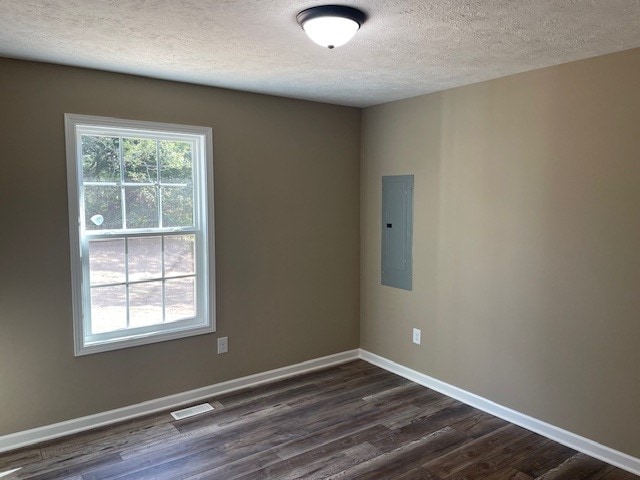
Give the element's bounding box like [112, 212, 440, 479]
[3, 347, 637, 476]
[358, 349, 640, 476]
[0, 349, 359, 454]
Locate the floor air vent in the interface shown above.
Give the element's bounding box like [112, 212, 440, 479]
[170, 403, 214, 420]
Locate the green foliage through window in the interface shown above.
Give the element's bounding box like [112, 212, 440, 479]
[81, 135, 194, 230]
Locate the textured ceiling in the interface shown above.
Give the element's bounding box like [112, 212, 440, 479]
[0, 1, 639, 107]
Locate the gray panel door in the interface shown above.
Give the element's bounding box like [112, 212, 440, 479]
[381, 175, 413, 290]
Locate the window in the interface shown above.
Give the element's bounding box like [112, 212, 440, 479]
[65, 114, 214, 355]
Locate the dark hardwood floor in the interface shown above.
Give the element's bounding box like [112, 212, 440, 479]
[0, 360, 637, 479]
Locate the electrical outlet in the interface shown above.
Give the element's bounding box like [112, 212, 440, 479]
[217, 337, 228, 354]
[412, 328, 421, 345]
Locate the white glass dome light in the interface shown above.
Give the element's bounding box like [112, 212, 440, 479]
[297, 5, 367, 49]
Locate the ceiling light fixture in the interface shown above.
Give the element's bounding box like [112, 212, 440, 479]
[297, 5, 367, 49]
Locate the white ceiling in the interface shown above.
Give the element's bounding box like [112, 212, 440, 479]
[1, 1, 639, 107]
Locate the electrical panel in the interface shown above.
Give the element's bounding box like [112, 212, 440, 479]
[381, 175, 414, 290]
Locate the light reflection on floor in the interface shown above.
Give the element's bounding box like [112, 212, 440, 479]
[0, 468, 21, 478]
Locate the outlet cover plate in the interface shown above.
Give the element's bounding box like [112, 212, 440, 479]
[217, 337, 228, 354]
[412, 328, 421, 345]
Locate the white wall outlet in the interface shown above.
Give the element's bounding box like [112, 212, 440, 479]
[412, 328, 421, 345]
[217, 337, 228, 354]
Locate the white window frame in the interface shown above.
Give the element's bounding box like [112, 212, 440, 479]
[65, 114, 215, 356]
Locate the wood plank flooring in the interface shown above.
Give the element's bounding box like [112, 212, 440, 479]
[0, 360, 637, 479]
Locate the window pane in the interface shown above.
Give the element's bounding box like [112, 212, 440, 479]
[84, 185, 122, 230]
[165, 235, 195, 277]
[160, 140, 192, 183]
[162, 186, 193, 227]
[129, 281, 163, 327]
[89, 239, 125, 286]
[128, 236, 162, 282]
[123, 138, 157, 183]
[82, 135, 120, 182]
[165, 277, 196, 322]
[90, 285, 127, 334]
[125, 186, 158, 229]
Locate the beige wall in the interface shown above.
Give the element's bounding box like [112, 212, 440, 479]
[0, 58, 360, 435]
[361, 48, 640, 457]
